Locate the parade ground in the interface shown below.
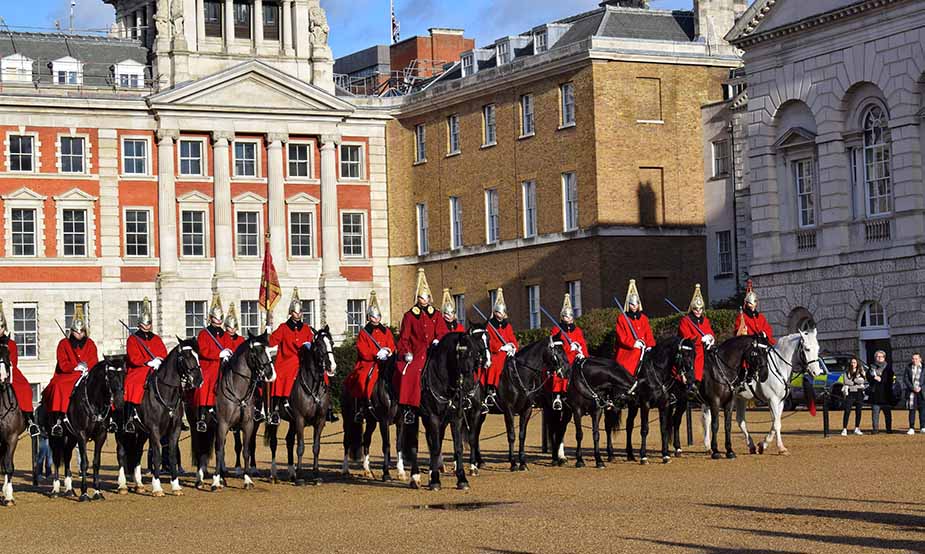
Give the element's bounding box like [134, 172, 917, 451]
[3, 409, 922, 554]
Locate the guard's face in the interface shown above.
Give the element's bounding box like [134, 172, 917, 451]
[628, 303, 640, 313]
[562, 315, 574, 325]
[139, 322, 152, 333]
[746, 301, 757, 311]
[224, 325, 237, 335]
[72, 330, 86, 341]
[368, 315, 381, 326]
[417, 296, 430, 307]
[210, 315, 223, 326]
[493, 311, 505, 320]
[693, 307, 704, 317]
[290, 310, 303, 322]
[443, 312, 455, 323]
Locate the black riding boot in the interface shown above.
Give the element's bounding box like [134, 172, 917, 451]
[269, 397, 282, 426]
[50, 412, 64, 437]
[254, 394, 266, 422]
[23, 411, 40, 437]
[402, 405, 416, 425]
[552, 394, 563, 411]
[485, 385, 498, 408]
[326, 407, 339, 423]
[196, 407, 209, 433]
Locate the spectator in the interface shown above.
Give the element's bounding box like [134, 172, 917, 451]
[902, 352, 925, 435]
[867, 350, 894, 434]
[841, 356, 866, 436]
[36, 435, 52, 480]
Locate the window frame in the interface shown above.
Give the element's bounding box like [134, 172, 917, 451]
[262, 1, 281, 41]
[567, 280, 582, 318]
[8, 132, 37, 173]
[180, 208, 209, 258]
[184, 300, 208, 340]
[716, 230, 733, 276]
[233, 0, 252, 40]
[496, 41, 511, 65]
[346, 299, 367, 337]
[449, 196, 463, 250]
[61, 207, 89, 257]
[204, 0, 224, 38]
[240, 300, 261, 337]
[562, 172, 578, 231]
[233, 140, 260, 179]
[287, 140, 315, 180]
[288, 209, 315, 258]
[234, 209, 262, 258]
[123, 207, 153, 258]
[861, 105, 893, 218]
[121, 136, 150, 176]
[340, 210, 368, 259]
[339, 143, 365, 181]
[520, 94, 535, 138]
[461, 54, 474, 77]
[178, 138, 206, 177]
[10, 207, 38, 257]
[560, 82, 576, 128]
[712, 139, 730, 178]
[482, 104, 497, 147]
[453, 293, 466, 323]
[12, 303, 38, 359]
[534, 31, 548, 54]
[793, 158, 817, 228]
[414, 124, 427, 164]
[59, 135, 87, 174]
[527, 285, 540, 329]
[522, 180, 537, 238]
[416, 202, 429, 256]
[447, 114, 461, 155]
[485, 188, 500, 244]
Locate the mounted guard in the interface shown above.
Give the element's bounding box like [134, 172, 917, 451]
[677, 284, 715, 387]
[613, 279, 655, 376]
[192, 292, 234, 433]
[43, 304, 100, 437]
[395, 269, 441, 424]
[548, 293, 588, 411]
[733, 280, 775, 387]
[268, 287, 315, 426]
[123, 297, 168, 434]
[484, 288, 518, 411]
[0, 301, 39, 436]
[345, 291, 396, 412]
[437, 288, 465, 337]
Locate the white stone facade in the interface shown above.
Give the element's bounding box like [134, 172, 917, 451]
[729, 0, 925, 363]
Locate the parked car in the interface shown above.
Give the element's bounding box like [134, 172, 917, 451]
[787, 352, 864, 410]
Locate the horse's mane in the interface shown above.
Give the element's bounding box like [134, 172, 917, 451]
[648, 336, 683, 371]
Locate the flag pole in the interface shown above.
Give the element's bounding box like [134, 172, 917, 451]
[264, 231, 273, 333]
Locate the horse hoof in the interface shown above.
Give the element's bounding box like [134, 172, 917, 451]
[211, 484, 222, 492]
[117, 487, 128, 496]
[662, 456, 671, 464]
[173, 489, 184, 497]
[779, 449, 790, 457]
[294, 479, 305, 487]
[639, 458, 649, 466]
[468, 467, 479, 477]
[363, 470, 374, 480]
[726, 451, 737, 460]
[152, 491, 165, 498]
[78, 494, 91, 503]
[518, 463, 528, 472]
[673, 449, 683, 458]
[244, 482, 255, 491]
[757, 443, 765, 455]
[428, 482, 442, 491]
[4, 499, 14, 507]
[749, 445, 757, 455]
[711, 451, 722, 460]
[509, 465, 518, 472]
[409, 480, 420, 490]
[606, 455, 615, 463]
[64, 490, 76, 498]
[311, 478, 322, 486]
[456, 481, 470, 491]
[595, 461, 606, 469]
[575, 460, 586, 468]
[92, 492, 104, 501]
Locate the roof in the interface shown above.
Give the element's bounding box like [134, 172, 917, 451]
[0, 32, 149, 86]
[598, 9, 694, 42]
[333, 44, 390, 76]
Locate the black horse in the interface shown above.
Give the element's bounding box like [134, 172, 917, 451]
[400, 329, 485, 490]
[266, 326, 335, 486]
[699, 335, 769, 460]
[495, 336, 568, 471]
[0, 340, 25, 506]
[605, 337, 696, 465]
[458, 324, 490, 476]
[547, 356, 635, 468]
[46, 356, 126, 501]
[116, 338, 202, 497]
[341, 353, 401, 481]
[189, 333, 275, 491]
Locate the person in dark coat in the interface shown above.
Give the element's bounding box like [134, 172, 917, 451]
[901, 352, 925, 434]
[867, 350, 894, 434]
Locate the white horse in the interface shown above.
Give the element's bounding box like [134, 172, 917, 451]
[703, 325, 823, 456]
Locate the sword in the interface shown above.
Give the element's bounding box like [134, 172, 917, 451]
[359, 326, 383, 352]
[471, 304, 507, 345]
[664, 298, 707, 338]
[119, 319, 156, 362]
[612, 297, 639, 342]
[55, 319, 85, 378]
[538, 306, 573, 346]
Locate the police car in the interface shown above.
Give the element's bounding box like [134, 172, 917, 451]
[786, 352, 862, 410]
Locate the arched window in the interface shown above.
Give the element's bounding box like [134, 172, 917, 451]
[859, 301, 887, 329]
[858, 301, 890, 365]
[862, 106, 892, 216]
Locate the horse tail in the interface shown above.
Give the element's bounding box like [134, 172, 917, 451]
[341, 389, 364, 462]
[262, 421, 272, 447]
[606, 408, 623, 432]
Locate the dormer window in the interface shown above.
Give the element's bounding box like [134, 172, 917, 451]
[114, 59, 145, 88]
[52, 57, 83, 86]
[1, 54, 33, 83]
[496, 42, 511, 66]
[461, 54, 475, 77]
[534, 31, 548, 54]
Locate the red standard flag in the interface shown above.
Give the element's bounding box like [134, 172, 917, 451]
[259, 234, 281, 312]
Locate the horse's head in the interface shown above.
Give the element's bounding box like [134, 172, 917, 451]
[244, 332, 277, 384]
[798, 322, 823, 377]
[744, 335, 770, 376]
[675, 338, 697, 384]
[467, 322, 491, 370]
[174, 337, 204, 391]
[301, 326, 336, 379]
[103, 355, 127, 412]
[0, 339, 9, 384]
[453, 333, 483, 387]
[543, 335, 568, 377]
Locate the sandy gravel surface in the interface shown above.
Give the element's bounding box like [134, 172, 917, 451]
[3, 409, 923, 554]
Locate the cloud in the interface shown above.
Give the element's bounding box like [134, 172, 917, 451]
[45, 0, 115, 33]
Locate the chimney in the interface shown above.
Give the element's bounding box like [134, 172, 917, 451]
[598, 1, 649, 8]
[693, 0, 739, 46]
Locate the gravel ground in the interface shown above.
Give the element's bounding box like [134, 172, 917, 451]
[2, 409, 923, 554]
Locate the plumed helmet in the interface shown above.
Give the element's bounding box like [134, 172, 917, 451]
[688, 284, 706, 312]
[492, 288, 507, 318]
[289, 287, 302, 315]
[624, 279, 642, 311]
[70, 303, 87, 334]
[743, 279, 758, 307]
[367, 290, 382, 320]
[561, 293, 574, 320]
[209, 292, 224, 322]
[414, 268, 432, 304]
[0, 300, 8, 336]
[223, 303, 238, 331]
[139, 297, 153, 327]
[441, 288, 456, 318]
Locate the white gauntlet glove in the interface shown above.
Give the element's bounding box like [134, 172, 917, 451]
[76, 362, 89, 373]
[219, 348, 233, 361]
[701, 334, 715, 348]
[376, 348, 390, 361]
[146, 357, 163, 370]
[633, 339, 646, 350]
[501, 343, 516, 357]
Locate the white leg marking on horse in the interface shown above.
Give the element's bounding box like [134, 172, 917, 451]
[411, 474, 421, 486]
[212, 474, 222, 489]
[151, 478, 163, 494]
[363, 454, 370, 473]
[3, 478, 11, 502]
[52, 479, 61, 494]
[197, 468, 204, 482]
[341, 455, 350, 475]
[701, 405, 712, 449]
[118, 467, 127, 489]
[134, 465, 143, 487]
[557, 443, 566, 460]
[171, 478, 181, 492]
[64, 476, 73, 492]
[244, 474, 254, 487]
[397, 454, 406, 480]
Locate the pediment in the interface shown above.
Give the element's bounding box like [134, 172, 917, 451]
[53, 188, 98, 202]
[149, 60, 355, 115]
[286, 192, 320, 205]
[177, 190, 213, 203]
[1, 187, 46, 202]
[774, 127, 817, 149]
[232, 191, 267, 204]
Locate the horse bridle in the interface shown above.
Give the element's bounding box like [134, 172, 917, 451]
[423, 335, 480, 412]
[221, 342, 273, 411]
[508, 339, 563, 397]
[298, 331, 333, 404]
[80, 362, 124, 425]
[768, 336, 820, 388]
[152, 345, 199, 418]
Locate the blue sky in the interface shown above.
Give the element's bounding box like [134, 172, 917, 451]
[2, 0, 700, 58]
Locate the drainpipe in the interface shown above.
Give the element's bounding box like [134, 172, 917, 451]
[728, 115, 741, 293]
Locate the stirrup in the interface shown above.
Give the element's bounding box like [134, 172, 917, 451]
[124, 418, 137, 434]
[254, 408, 266, 423]
[106, 420, 118, 434]
[552, 396, 563, 411]
[196, 419, 208, 433]
[51, 421, 64, 437]
[28, 422, 41, 438]
[402, 409, 416, 425]
[485, 391, 497, 408]
[269, 411, 281, 426]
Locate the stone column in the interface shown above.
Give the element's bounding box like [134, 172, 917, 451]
[223, 0, 235, 50]
[157, 130, 179, 275]
[319, 135, 340, 277]
[212, 131, 234, 276]
[195, 0, 206, 49]
[267, 133, 288, 275]
[282, 0, 294, 54]
[254, 0, 264, 48]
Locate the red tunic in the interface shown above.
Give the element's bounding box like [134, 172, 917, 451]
[4, 337, 33, 412]
[124, 332, 168, 404]
[395, 305, 440, 407]
[191, 326, 226, 409]
[436, 318, 465, 340]
[485, 318, 518, 388]
[224, 333, 245, 352]
[734, 311, 776, 345]
[42, 337, 99, 413]
[345, 324, 396, 401]
[614, 313, 655, 376]
[546, 325, 588, 394]
[677, 315, 715, 381]
[269, 320, 315, 399]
